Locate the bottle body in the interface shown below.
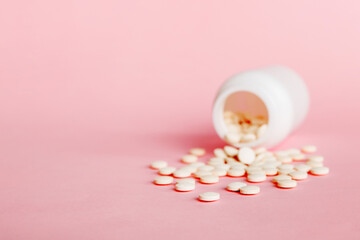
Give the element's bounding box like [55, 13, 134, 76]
[212, 65, 310, 148]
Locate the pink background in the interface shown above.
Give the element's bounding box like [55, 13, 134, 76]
[1, 1, 360, 239]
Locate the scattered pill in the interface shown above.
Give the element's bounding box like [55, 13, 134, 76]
[310, 166, 329, 176]
[306, 161, 324, 168]
[198, 165, 215, 172]
[225, 132, 242, 144]
[240, 185, 260, 195]
[308, 155, 324, 162]
[292, 153, 306, 161]
[263, 167, 278, 176]
[176, 178, 196, 184]
[158, 166, 176, 176]
[199, 192, 220, 202]
[238, 147, 256, 164]
[154, 176, 173, 185]
[175, 182, 195, 192]
[151, 161, 168, 169]
[200, 175, 219, 184]
[289, 171, 308, 180]
[294, 164, 311, 172]
[301, 145, 317, 153]
[208, 157, 225, 166]
[181, 154, 198, 163]
[189, 148, 206, 156]
[227, 168, 246, 177]
[277, 179, 297, 189]
[272, 175, 292, 183]
[227, 182, 247, 191]
[247, 173, 267, 183]
[286, 148, 301, 155]
[278, 164, 294, 171]
[224, 146, 239, 157]
[214, 148, 227, 158]
[194, 171, 213, 178]
[254, 147, 267, 155]
[212, 168, 227, 177]
[278, 156, 293, 164]
[242, 133, 257, 142]
[173, 169, 192, 178]
[189, 162, 205, 168]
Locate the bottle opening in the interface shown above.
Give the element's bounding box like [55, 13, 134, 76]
[223, 91, 269, 145]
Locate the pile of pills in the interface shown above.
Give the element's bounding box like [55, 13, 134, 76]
[223, 111, 268, 144]
[150, 144, 329, 202]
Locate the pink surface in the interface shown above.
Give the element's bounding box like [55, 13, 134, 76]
[1, 1, 360, 239]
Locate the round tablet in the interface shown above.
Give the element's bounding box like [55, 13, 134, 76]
[227, 168, 246, 177]
[227, 182, 247, 191]
[238, 147, 256, 164]
[175, 182, 195, 192]
[198, 165, 215, 172]
[181, 154, 198, 163]
[199, 192, 220, 202]
[194, 171, 212, 178]
[289, 171, 308, 180]
[176, 178, 195, 185]
[294, 164, 311, 172]
[254, 147, 267, 155]
[247, 173, 267, 183]
[189, 162, 205, 168]
[214, 164, 230, 171]
[246, 168, 265, 175]
[212, 168, 227, 177]
[272, 174, 292, 183]
[178, 166, 197, 173]
[286, 148, 301, 155]
[308, 155, 324, 163]
[263, 167, 278, 176]
[306, 161, 324, 168]
[154, 176, 173, 185]
[292, 153, 306, 161]
[277, 179, 297, 189]
[151, 161, 168, 169]
[224, 146, 239, 157]
[278, 156, 292, 164]
[200, 175, 219, 184]
[173, 169, 192, 178]
[158, 166, 176, 176]
[301, 145, 317, 153]
[240, 185, 260, 195]
[278, 164, 294, 171]
[278, 169, 293, 175]
[189, 148, 206, 156]
[310, 166, 329, 176]
[214, 148, 227, 158]
[208, 157, 225, 166]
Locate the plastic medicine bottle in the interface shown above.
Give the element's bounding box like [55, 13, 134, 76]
[212, 65, 310, 148]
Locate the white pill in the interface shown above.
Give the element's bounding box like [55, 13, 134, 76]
[289, 171, 308, 180]
[225, 157, 238, 164]
[257, 124, 267, 138]
[181, 154, 198, 163]
[151, 161, 168, 169]
[173, 169, 192, 178]
[262, 162, 278, 169]
[278, 164, 294, 171]
[294, 164, 312, 172]
[225, 132, 242, 144]
[240, 185, 260, 195]
[224, 146, 239, 157]
[308, 155, 324, 163]
[301, 145, 317, 153]
[277, 179, 297, 189]
[189, 162, 205, 168]
[263, 167, 278, 176]
[310, 166, 329, 176]
[278, 156, 293, 164]
[247, 173, 267, 183]
[154, 176, 173, 185]
[178, 166, 197, 173]
[242, 133, 257, 142]
[214, 164, 230, 171]
[175, 182, 195, 192]
[230, 165, 246, 171]
[254, 147, 267, 155]
[189, 148, 206, 156]
[158, 166, 176, 176]
[194, 171, 213, 178]
[212, 168, 227, 177]
[278, 169, 293, 175]
[199, 192, 220, 202]
[286, 148, 301, 155]
[306, 161, 324, 168]
[200, 175, 219, 184]
[227, 182, 247, 191]
[246, 168, 265, 175]
[198, 165, 215, 172]
[214, 148, 227, 158]
[208, 157, 225, 166]
[238, 147, 256, 164]
[227, 168, 246, 177]
[176, 178, 195, 185]
[272, 174, 292, 183]
[275, 151, 289, 158]
[292, 153, 306, 161]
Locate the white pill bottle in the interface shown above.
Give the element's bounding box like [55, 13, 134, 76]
[212, 65, 310, 148]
